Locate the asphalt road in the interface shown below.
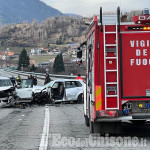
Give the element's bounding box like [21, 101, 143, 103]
[0, 69, 150, 150]
[0, 106, 44, 150]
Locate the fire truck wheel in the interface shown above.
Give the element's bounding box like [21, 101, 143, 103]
[90, 119, 94, 133]
[77, 94, 83, 103]
[89, 113, 100, 133]
[85, 115, 89, 127]
[98, 122, 121, 135]
[90, 121, 100, 133]
[89, 107, 94, 133]
[90, 122, 121, 134]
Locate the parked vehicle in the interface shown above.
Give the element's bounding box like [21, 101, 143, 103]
[0, 77, 16, 107]
[78, 7, 150, 134]
[32, 79, 85, 104]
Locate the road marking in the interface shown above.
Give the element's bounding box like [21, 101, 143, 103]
[39, 106, 50, 150]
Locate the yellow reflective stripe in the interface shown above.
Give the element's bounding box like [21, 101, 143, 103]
[95, 86, 102, 111]
[96, 86, 101, 97]
[96, 98, 102, 110]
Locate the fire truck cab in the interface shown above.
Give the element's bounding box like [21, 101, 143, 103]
[79, 7, 150, 133]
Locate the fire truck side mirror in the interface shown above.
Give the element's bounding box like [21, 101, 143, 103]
[100, 7, 103, 32]
[77, 47, 82, 59]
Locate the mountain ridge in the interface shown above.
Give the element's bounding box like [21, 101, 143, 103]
[0, 0, 63, 24]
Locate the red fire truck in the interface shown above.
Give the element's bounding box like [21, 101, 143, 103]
[78, 7, 150, 133]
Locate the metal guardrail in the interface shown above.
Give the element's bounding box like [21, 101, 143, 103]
[4, 69, 85, 80]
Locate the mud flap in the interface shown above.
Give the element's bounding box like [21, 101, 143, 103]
[90, 122, 122, 135]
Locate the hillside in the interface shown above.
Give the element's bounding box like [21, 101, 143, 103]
[0, 16, 88, 48]
[0, 0, 63, 24]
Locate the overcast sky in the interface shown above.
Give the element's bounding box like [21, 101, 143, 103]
[41, 0, 150, 17]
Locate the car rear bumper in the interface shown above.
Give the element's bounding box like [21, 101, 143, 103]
[96, 113, 150, 122]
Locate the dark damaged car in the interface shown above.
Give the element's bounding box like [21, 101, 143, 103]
[0, 77, 17, 107]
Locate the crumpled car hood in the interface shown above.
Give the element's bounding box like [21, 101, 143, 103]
[0, 86, 13, 92]
[16, 88, 33, 99]
[32, 86, 43, 93]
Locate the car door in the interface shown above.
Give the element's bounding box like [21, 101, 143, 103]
[50, 82, 65, 101]
[49, 82, 59, 100]
[65, 81, 81, 101]
[16, 79, 33, 99]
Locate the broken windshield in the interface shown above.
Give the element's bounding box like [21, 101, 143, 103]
[0, 79, 13, 87]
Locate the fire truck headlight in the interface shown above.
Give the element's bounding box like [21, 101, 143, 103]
[138, 104, 143, 108]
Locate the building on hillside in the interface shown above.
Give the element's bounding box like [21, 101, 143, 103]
[31, 48, 41, 55]
[67, 43, 80, 58]
[0, 51, 14, 56]
[0, 52, 6, 60]
[68, 48, 76, 57]
[50, 48, 61, 55]
[67, 43, 86, 60]
[0, 51, 14, 60]
[6, 51, 14, 56]
[38, 62, 49, 68]
[40, 48, 49, 52]
[31, 48, 49, 55]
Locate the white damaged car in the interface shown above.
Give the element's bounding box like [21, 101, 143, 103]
[0, 77, 16, 107]
[32, 79, 85, 104]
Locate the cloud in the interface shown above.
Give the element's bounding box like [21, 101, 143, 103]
[41, 0, 150, 17]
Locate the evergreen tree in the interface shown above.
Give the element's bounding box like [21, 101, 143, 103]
[53, 53, 65, 73]
[56, 35, 63, 45]
[18, 49, 30, 70]
[30, 64, 36, 72]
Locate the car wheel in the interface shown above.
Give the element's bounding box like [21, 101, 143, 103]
[31, 96, 35, 104]
[73, 100, 78, 104]
[21, 103, 26, 109]
[77, 94, 83, 103]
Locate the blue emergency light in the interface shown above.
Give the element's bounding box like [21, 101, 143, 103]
[123, 109, 129, 115]
[146, 103, 150, 108]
